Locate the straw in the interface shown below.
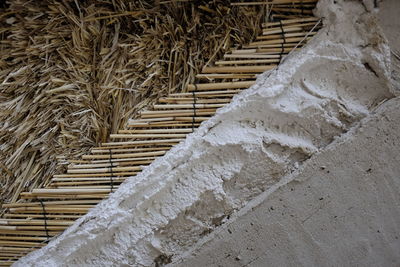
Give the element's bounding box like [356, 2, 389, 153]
[0, 0, 265, 209]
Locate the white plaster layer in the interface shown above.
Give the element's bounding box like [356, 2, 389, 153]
[15, 0, 395, 266]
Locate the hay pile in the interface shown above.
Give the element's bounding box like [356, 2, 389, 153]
[0, 0, 264, 208]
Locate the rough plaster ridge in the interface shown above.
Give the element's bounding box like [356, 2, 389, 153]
[15, 0, 395, 266]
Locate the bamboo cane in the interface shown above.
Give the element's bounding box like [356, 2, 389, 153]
[140, 111, 216, 119]
[0, 256, 22, 259]
[51, 177, 127, 182]
[0, 226, 67, 232]
[231, 47, 300, 54]
[118, 128, 193, 134]
[141, 113, 214, 120]
[127, 122, 201, 128]
[271, 7, 313, 14]
[100, 138, 184, 147]
[202, 65, 276, 73]
[2, 199, 100, 208]
[101, 138, 183, 146]
[158, 98, 231, 104]
[0, 231, 61, 237]
[65, 159, 92, 164]
[276, 3, 315, 8]
[0, 261, 16, 266]
[0, 252, 24, 255]
[0, 246, 38, 251]
[215, 59, 280, 65]
[19, 193, 108, 200]
[0, 254, 24, 257]
[272, 14, 310, 20]
[174, 117, 210, 122]
[3, 214, 82, 219]
[0, 236, 48, 241]
[50, 180, 122, 186]
[88, 157, 156, 164]
[128, 117, 176, 123]
[109, 133, 188, 139]
[231, 0, 316, 5]
[0, 219, 74, 226]
[228, 49, 300, 56]
[9, 206, 92, 213]
[195, 73, 257, 79]
[68, 160, 152, 169]
[152, 104, 226, 109]
[231, 44, 301, 53]
[0, 249, 32, 257]
[141, 108, 216, 115]
[54, 186, 119, 190]
[257, 31, 317, 40]
[262, 23, 320, 35]
[262, 17, 319, 28]
[0, 255, 26, 261]
[31, 188, 117, 194]
[223, 54, 284, 59]
[244, 37, 313, 48]
[91, 146, 170, 154]
[67, 166, 142, 174]
[52, 171, 139, 178]
[169, 89, 242, 97]
[82, 150, 165, 160]
[248, 47, 300, 53]
[186, 80, 255, 91]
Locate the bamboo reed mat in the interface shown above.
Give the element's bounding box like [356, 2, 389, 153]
[0, 1, 321, 265]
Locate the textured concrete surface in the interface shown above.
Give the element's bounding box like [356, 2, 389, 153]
[377, 0, 400, 92]
[378, 0, 400, 49]
[173, 96, 400, 267]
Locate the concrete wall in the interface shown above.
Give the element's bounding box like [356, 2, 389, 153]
[377, 0, 400, 92]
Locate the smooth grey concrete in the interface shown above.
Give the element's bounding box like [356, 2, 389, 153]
[173, 97, 400, 267]
[378, 0, 400, 92]
[378, 0, 400, 49]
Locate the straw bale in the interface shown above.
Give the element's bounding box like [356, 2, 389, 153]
[0, 0, 264, 210]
